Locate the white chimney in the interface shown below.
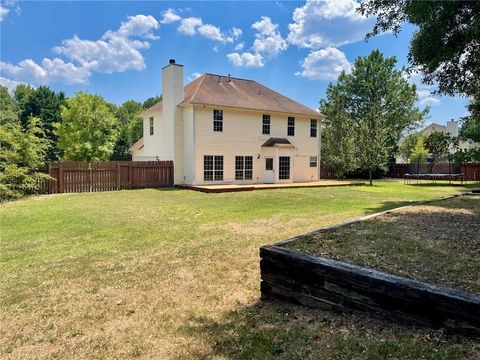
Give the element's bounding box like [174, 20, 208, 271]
[161, 59, 184, 172]
[446, 119, 458, 137]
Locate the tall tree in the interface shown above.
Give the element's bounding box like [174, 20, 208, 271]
[319, 75, 357, 179]
[323, 50, 425, 185]
[398, 132, 422, 163]
[0, 86, 49, 201]
[111, 100, 144, 160]
[56, 92, 118, 162]
[14, 85, 66, 161]
[359, 1, 480, 97]
[424, 131, 451, 163]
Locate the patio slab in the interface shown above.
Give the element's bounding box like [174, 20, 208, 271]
[177, 180, 364, 193]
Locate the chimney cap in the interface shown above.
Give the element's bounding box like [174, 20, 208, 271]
[169, 59, 175, 64]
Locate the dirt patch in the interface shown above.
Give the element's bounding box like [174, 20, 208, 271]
[287, 195, 480, 294]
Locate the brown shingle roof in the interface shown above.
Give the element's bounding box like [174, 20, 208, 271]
[261, 138, 292, 147]
[181, 74, 320, 117]
[141, 73, 322, 118]
[129, 137, 144, 152]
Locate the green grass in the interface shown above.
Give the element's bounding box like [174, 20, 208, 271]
[1, 180, 479, 359]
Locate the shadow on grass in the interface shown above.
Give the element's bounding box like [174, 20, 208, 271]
[180, 300, 477, 359]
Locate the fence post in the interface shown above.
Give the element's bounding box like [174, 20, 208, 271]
[58, 162, 64, 193]
[129, 163, 132, 189]
[116, 162, 121, 190]
[89, 163, 93, 192]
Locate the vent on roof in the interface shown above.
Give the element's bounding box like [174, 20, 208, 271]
[218, 75, 221, 83]
[227, 74, 231, 82]
[169, 59, 175, 64]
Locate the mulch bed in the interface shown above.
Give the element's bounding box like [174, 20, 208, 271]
[286, 194, 480, 294]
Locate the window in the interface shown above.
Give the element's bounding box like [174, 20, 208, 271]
[287, 117, 295, 136]
[149, 117, 154, 136]
[265, 158, 273, 171]
[235, 156, 253, 180]
[262, 114, 270, 135]
[310, 119, 317, 137]
[204, 155, 223, 181]
[310, 156, 318, 167]
[279, 156, 290, 180]
[213, 109, 223, 132]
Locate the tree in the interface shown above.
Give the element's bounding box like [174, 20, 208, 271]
[460, 103, 480, 144]
[0, 86, 50, 201]
[14, 85, 66, 161]
[111, 100, 144, 160]
[319, 75, 357, 179]
[322, 50, 425, 185]
[142, 95, 162, 109]
[410, 135, 430, 174]
[359, 1, 480, 98]
[424, 131, 450, 163]
[56, 92, 119, 162]
[398, 132, 422, 163]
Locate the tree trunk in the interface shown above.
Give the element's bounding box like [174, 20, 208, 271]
[369, 168, 373, 186]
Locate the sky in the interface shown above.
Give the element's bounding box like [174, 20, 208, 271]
[0, 0, 471, 126]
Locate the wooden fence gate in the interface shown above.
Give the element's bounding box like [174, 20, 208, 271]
[40, 161, 174, 194]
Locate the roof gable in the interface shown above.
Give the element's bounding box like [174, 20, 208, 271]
[141, 73, 322, 118]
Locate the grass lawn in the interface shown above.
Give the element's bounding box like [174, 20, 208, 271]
[286, 195, 480, 294]
[1, 180, 479, 359]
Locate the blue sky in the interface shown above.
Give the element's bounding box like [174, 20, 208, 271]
[0, 0, 470, 126]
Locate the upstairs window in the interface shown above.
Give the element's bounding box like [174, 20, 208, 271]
[213, 109, 223, 132]
[262, 115, 270, 135]
[149, 117, 154, 136]
[235, 156, 253, 180]
[310, 119, 317, 138]
[287, 117, 295, 136]
[310, 156, 318, 167]
[204, 155, 224, 181]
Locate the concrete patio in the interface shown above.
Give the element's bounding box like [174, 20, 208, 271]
[177, 180, 364, 193]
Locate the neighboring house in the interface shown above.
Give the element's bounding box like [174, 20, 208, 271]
[396, 120, 477, 163]
[131, 59, 323, 185]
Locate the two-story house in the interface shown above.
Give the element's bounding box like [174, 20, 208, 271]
[131, 59, 323, 185]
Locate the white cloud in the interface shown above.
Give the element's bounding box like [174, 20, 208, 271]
[252, 16, 288, 58]
[212, 46, 218, 53]
[234, 42, 244, 51]
[160, 8, 181, 24]
[177, 16, 239, 43]
[1, 58, 91, 85]
[295, 47, 352, 80]
[0, 6, 9, 21]
[178, 17, 203, 35]
[417, 90, 431, 99]
[227, 52, 264, 68]
[0, 76, 30, 92]
[420, 97, 441, 106]
[288, 0, 374, 49]
[54, 15, 159, 73]
[188, 72, 202, 82]
[227, 16, 286, 68]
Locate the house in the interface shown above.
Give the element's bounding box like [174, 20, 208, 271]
[395, 120, 477, 163]
[131, 59, 323, 185]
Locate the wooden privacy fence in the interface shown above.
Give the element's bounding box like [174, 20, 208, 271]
[39, 161, 174, 194]
[389, 163, 480, 181]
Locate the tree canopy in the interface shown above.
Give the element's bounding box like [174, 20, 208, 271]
[56, 92, 119, 162]
[320, 50, 425, 184]
[359, 0, 480, 98]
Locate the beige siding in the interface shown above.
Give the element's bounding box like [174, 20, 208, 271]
[142, 112, 163, 158]
[182, 105, 195, 184]
[192, 105, 320, 185]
